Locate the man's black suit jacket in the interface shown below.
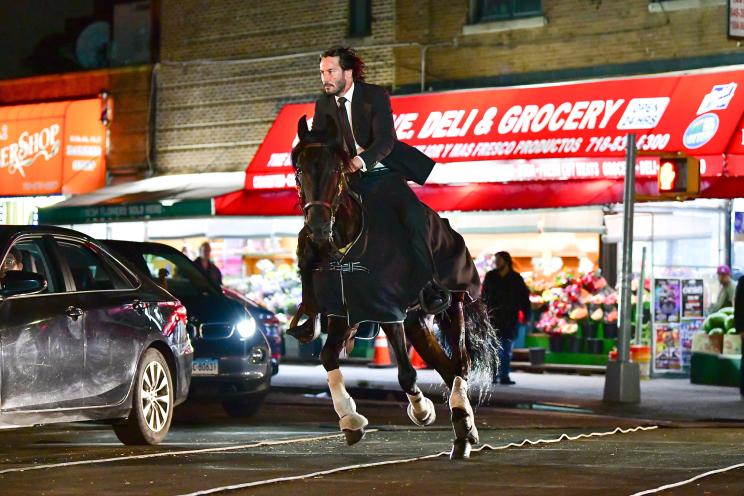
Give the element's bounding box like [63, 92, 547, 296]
[312, 80, 435, 185]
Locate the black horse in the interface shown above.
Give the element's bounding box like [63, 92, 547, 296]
[292, 116, 498, 459]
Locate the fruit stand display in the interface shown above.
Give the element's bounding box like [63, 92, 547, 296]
[525, 270, 621, 366]
[690, 306, 741, 387]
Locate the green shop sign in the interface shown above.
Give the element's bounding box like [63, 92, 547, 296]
[39, 199, 213, 224]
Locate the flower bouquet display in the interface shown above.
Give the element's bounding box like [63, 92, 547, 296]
[603, 292, 619, 339]
[239, 259, 302, 326]
[528, 268, 620, 353]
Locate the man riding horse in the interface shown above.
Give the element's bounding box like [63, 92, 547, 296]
[290, 46, 450, 340]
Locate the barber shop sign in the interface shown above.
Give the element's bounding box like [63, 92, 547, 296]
[0, 98, 108, 196]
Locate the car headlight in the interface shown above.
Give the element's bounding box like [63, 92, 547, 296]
[236, 317, 257, 339]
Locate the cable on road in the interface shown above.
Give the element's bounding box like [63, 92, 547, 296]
[475, 425, 658, 453]
[177, 425, 658, 496]
[0, 431, 377, 476]
[629, 460, 744, 495]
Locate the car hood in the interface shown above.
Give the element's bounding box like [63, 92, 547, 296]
[174, 292, 246, 325]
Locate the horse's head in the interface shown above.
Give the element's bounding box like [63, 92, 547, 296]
[292, 115, 349, 246]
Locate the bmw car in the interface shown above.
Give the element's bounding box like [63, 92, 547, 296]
[103, 240, 275, 417]
[0, 226, 193, 445]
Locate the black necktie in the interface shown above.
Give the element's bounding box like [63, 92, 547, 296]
[336, 97, 357, 158]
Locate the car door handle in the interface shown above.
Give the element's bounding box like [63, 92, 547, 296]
[132, 299, 147, 314]
[66, 306, 83, 319]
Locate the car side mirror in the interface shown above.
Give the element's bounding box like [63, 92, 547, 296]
[0, 270, 48, 298]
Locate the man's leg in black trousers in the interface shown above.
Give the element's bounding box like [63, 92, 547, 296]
[356, 171, 450, 313]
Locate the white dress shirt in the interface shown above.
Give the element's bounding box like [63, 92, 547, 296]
[335, 83, 385, 171]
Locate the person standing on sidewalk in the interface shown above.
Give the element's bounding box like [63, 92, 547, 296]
[734, 273, 743, 397]
[708, 265, 736, 314]
[482, 251, 531, 385]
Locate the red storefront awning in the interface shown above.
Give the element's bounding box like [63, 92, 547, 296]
[218, 67, 744, 215]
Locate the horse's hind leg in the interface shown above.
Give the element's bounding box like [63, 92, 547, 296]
[444, 293, 471, 380]
[403, 310, 458, 388]
[382, 322, 435, 427]
[443, 293, 478, 460]
[320, 316, 367, 446]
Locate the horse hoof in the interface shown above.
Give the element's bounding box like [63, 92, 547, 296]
[343, 428, 366, 446]
[451, 407, 479, 445]
[449, 439, 472, 460]
[407, 398, 436, 427]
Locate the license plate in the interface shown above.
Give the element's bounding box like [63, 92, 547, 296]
[192, 358, 219, 376]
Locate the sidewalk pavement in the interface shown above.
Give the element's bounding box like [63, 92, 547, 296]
[273, 363, 744, 422]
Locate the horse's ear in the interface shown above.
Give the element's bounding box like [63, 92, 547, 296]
[297, 115, 310, 141]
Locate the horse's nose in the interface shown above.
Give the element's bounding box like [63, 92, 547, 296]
[310, 225, 332, 243]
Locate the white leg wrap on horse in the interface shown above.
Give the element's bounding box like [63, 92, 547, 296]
[327, 369, 368, 431]
[449, 376, 478, 446]
[449, 376, 473, 417]
[406, 390, 436, 426]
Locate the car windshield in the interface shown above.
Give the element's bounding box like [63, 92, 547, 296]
[140, 246, 219, 297]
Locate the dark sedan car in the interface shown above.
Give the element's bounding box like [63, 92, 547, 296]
[104, 241, 275, 417]
[0, 226, 192, 445]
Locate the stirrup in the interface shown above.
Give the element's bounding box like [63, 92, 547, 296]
[287, 304, 321, 343]
[419, 281, 451, 315]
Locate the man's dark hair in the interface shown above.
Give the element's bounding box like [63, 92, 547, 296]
[495, 251, 513, 270]
[321, 46, 366, 81]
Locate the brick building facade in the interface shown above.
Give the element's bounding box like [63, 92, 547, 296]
[156, 0, 396, 174]
[155, 0, 743, 175]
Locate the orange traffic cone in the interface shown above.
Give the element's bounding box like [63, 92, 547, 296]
[369, 331, 394, 368]
[409, 346, 429, 369]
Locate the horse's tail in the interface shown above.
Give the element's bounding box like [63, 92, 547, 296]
[463, 299, 501, 389]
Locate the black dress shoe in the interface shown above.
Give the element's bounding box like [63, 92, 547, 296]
[499, 378, 516, 385]
[419, 280, 451, 314]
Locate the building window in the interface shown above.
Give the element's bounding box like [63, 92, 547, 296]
[349, 0, 372, 38]
[470, 0, 542, 23]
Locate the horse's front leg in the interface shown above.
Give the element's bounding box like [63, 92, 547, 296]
[382, 323, 436, 427]
[320, 316, 368, 445]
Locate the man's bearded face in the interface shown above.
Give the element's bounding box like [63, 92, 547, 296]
[320, 56, 351, 96]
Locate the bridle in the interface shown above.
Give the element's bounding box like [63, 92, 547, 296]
[296, 143, 349, 246]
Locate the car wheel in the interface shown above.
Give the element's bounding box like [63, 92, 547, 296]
[113, 348, 174, 445]
[222, 395, 265, 418]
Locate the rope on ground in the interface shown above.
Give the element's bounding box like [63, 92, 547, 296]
[0, 431, 370, 476]
[630, 461, 744, 495]
[474, 425, 658, 453]
[177, 425, 658, 496]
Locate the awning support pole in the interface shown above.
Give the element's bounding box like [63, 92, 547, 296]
[604, 134, 641, 404]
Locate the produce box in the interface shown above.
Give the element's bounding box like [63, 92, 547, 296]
[723, 334, 742, 356]
[691, 332, 717, 354]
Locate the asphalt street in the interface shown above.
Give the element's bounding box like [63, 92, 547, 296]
[0, 392, 742, 495]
